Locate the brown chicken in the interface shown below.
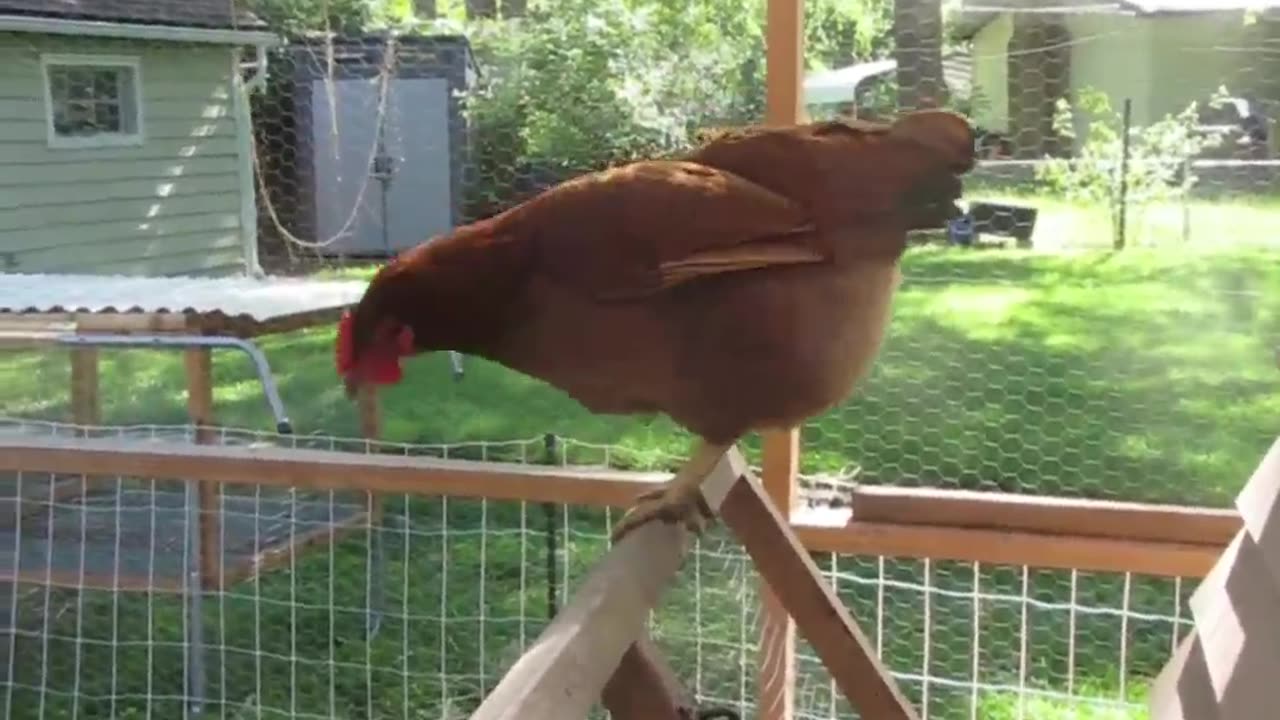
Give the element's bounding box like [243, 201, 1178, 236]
[335, 110, 976, 541]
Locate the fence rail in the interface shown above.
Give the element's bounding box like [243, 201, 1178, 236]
[0, 434, 1231, 580]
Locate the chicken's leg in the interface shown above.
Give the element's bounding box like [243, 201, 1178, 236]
[611, 440, 735, 542]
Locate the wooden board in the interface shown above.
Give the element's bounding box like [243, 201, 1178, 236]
[848, 485, 1241, 546]
[719, 450, 919, 720]
[467, 452, 743, 720]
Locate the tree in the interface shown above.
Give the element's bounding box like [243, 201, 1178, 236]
[892, 0, 946, 110]
[414, 0, 437, 17]
[467, 0, 498, 19]
[1034, 86, 1228, 249]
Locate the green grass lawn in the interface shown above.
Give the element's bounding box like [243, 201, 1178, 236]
[4, 239, 1280, 719]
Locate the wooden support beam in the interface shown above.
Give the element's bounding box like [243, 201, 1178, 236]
[849, 485, 1242, 546]
[759, 431, 799, 720]
[764, 0, 806, 126]
[357, 383, 384, 572]
[62, 346, 102, 505]
[184, 347, 222, 590]
[467, 453, 742, 720]
[602, 635, 693, 720]
[719, 450, 919, 720]
[70, 348, 101, 427]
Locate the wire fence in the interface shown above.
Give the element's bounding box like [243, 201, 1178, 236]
[0, 418, 1191, 720]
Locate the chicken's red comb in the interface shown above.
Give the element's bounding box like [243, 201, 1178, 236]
[335, 310, 355, 375]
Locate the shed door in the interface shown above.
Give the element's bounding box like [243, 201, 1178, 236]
[383, 78, 453, 250]
[311, 77, 453, 256]
[311, 78, 384, 255]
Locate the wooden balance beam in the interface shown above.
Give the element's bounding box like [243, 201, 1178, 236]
[467, 451, 743, 720]
[468, 448, 917, 720]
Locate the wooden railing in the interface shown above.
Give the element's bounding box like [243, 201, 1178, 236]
[0, 434, 1236, 582]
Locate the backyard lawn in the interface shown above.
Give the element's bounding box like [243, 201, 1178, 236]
[4, 226, 1280, 719]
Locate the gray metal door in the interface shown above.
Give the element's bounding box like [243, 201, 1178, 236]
[311, 77, 453, 256]
[383, 77, 453, 250]
[311, 78, 384, 255]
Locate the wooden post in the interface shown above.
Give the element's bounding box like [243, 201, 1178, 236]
[762, 1, 805, 717]
[719, 451, 919, 720]
[357, 384, 385, 634]
[765, 0, 807, 127]
[65, 347, 102, 504]
[184, 347, 221, 590]
[357, 385, 383, 531]
[70, 348, 101, 428]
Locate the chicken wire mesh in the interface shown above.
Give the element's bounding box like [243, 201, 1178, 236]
[0, 418, 1192, 720]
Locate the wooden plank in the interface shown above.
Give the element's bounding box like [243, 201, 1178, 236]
[220, 512, 370, 589]
[0, 436, 1230, 577]
[1148, 630, 1219, 720]
[0, 435, 668, 506]
[601, 635, 693, 720]
[184, 347, 222, 591]
[849, 485, 1242, 546]
[1181, 530, 1280, 719]
[467, 452, 743, 720]
[759, 431, 798, 720]
[800, 515, 1221, 578]
[1232, 436, 1280, 595]
[718, 450, 919, 720]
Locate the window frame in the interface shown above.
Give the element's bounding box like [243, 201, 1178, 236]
[40, 53, 145, 149]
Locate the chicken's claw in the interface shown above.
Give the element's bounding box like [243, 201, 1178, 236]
[611, 482, 715, 542]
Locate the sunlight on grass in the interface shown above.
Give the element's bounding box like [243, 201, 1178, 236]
[979, 686, 1148, 720]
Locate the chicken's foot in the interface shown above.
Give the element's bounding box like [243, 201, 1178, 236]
[611, 440, 734, 542]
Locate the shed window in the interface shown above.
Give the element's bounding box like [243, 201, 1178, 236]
[41, 55, 142, 148]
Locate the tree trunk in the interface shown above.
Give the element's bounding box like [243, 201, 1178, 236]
[1007, 14, 1071, 158]
[467, 0, 498, 19]
[413, 0, 437, 18]
[893, 0, 947, 111]
[501, 0, 526, 18]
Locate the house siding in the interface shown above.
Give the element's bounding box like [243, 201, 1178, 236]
[0, 32, 249, 276]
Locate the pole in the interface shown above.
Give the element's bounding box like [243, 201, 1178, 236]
[1117, 97, 1132, 250]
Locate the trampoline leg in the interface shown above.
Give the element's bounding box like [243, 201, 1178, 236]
[185, 480, 207, 718]
[367, 507, 385, 639]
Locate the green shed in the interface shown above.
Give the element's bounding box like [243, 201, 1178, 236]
[0, 1, 277, 277]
